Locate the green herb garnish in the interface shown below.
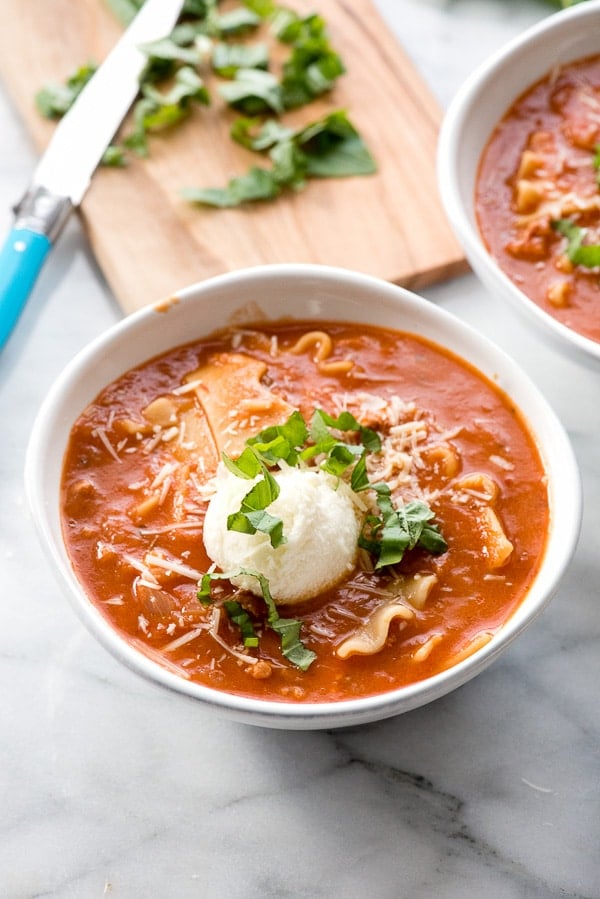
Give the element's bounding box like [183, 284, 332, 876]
[553, 218, 600, 268]
[211, 42, 269, 78]
[218, 67, 284, 114]
[359, 486, 448, 570]
[198, 568, 316, 670]
[225, 462, 286, 548]
[201, 406, 446, 671]
[276, 12, 346, 110]
[216, 7, 262, 36]
[223, 599, 259, 647]
[183, 108, 376, 207]
[36, 1, 376, 207]
[125, 67, 210, 156]
[35, 62, 97, 118]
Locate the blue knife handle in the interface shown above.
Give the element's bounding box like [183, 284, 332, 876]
[0, 228, 51, 349]
[0, 187, 72, 350]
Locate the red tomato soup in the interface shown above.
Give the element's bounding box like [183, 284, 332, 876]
[476, 54, 600, 344]
[61, 321, 549, 703]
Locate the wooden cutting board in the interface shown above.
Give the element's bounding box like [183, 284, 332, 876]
[0, 0, 466, 314]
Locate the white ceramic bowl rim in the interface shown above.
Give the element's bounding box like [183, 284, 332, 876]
[438, 1, 600, 366]
[25, 264, 582, 728]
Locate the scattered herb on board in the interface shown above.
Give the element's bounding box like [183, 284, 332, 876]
[182, 109, 376, 207]
[34, 0, 376, 208]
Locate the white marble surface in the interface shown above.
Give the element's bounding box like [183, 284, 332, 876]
[2, 1, 599, 896]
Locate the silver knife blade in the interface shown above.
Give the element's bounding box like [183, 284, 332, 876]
[33, 0, 184, 204]
[0, 0, 184, 351]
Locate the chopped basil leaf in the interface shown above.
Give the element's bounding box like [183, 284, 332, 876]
[197, 568, 316, 669]
[350, 452, 370, 493]
[139, 36, 203, 68]
[212, 42, 269, 78]
[240, 0, 277, 18]
[35, 63, 97, 118]
[239, 569, 316, 670]
[141, 66, 210, 109]
[125, 67, 210, 156]
[101, 145, 128, 167]
[276, 12, 346, 109]
[359, 486, 448, 570]
[297, 111, 377, 178]
[216, 7, 262, 36]
[38, 1, 375, 211]
[226, 463, 286, 548]
[182, 166, 280, 207]
[553, 218, 600, 268]
[310, 408, 381, 453]
[222, 445, 263, 479]
[230, 116, 294, 150]
[105, 0, 215, 26]
[246, 410, 309, 465]
[218, 67, 284, 114]
[223, 599, 260, 647]
[185, 109, 375, 207]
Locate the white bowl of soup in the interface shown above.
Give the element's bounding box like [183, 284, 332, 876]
[438, 2, 600, 366]
[25, 264, 581, 729]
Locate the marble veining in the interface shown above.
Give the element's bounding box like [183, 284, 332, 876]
[1, 1, 599, 897]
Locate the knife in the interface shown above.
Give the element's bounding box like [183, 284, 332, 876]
[0, 0, 184, 350]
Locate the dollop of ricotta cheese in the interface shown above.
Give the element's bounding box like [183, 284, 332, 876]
[203, 465, 361, 605]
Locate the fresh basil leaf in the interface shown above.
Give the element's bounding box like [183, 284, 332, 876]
[311, 408, 381, 452]
[212, 42, 269, 77]
[276, 13, 345, 109]
[182, 166, 280, 207]
[238, 466, 280, 511]
[35, 63, 97, 118]
[241, 0, 277, 18]
[298, 111, 377, 178]
[185, 109, 375, 207]
[139, 36, 203, 67]
[418, 523, 448, 555]
[230, 116, 294, 150]
[222, 446, 263, 479]
[226, 504, 286, 548]
[239, 568, 316, 670]
[101, 145, 128, 167]
[218, 68, 283, 114]
[198, 567, 316, 670]
[226, 466, 285, 547]
[216, 7, 262, 36]
[143, 65, 210, 108]
[281, 50, 345, 109]
[270, 139, 306, 188]
[126, 67, 209, 156]
[553, 218, 600, 268]
[359, 488, 447, 570]
[223, 599, 259, 647]
[246, 410, 309, 465]
[320, 442, 364, 477]
[350, 452, 370, 492]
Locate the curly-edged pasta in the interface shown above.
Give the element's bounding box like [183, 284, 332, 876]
[290, 329, 354, 374]
[336, 602, 414, 659]
[480, 506, 514, 569]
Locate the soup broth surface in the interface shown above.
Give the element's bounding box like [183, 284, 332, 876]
[61, 320, 549, 703]
[477, 53, 600, 344]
